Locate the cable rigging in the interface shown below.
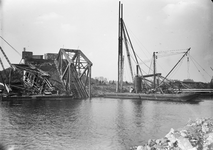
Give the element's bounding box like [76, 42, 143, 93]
[156, 48, 191, 88]
[124, 23, 151, 58]
[0, 36, 21, 56]
[189, 54, 211, 78]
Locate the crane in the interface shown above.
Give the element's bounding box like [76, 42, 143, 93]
[155, 48, 191, 88]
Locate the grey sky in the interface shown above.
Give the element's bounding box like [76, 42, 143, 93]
[0, 0, 212, 82]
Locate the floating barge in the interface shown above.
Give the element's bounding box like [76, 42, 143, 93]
[1, 94, 75, 101]
[104, 92, 199, 102]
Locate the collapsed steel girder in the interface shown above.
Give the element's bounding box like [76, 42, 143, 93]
[11, 64, 54, 94]
[55, 49, 92, 98]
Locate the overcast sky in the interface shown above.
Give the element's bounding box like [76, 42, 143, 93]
[0, 0, 212, 82]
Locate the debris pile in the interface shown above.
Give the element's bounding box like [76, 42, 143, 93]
[132, 118, 213, 150]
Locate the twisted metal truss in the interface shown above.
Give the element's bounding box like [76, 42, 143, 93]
[55, 49, 92, 98]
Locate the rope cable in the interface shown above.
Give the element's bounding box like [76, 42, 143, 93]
[148, 58, 153, 74]
[189, 54, 211, 78]
[0, 36, 21, 56]
[125, 25, 151, 58]
[169, 57, 184, 79]
[136, 53, 152, 70]
[189, 55, 208, 82]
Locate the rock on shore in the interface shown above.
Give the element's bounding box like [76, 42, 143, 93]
[131, 118, 213, 150]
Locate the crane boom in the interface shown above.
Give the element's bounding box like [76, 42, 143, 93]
[157, 47, 191, 88]
[0, 46, 12, 67]
[157, 49, 188, 54]
[122, 20, 134, 82]
[123, 21, 143, 76]
[0, 58, 5, 70]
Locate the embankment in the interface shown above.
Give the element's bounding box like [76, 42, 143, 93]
[131, 118, 213, 150]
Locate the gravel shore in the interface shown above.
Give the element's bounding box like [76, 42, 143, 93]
[131, 118, 213, 150]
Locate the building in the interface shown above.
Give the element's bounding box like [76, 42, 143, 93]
[44, 53, 58, 60]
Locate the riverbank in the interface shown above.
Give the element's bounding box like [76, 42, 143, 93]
[91, 84, 131, 97]
[131, 118, 213, 150]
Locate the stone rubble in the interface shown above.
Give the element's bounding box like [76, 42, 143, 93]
[131, 118, 213, 150]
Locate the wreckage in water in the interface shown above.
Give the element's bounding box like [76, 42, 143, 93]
[0, 46, 92, 101]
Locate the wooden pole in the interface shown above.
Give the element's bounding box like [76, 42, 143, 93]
[89, 66, 91, 99]
[117, 1, 123, 93]
[153, 52, 156, 89]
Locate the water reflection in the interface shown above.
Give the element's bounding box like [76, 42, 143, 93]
[0, 97, 212, 150]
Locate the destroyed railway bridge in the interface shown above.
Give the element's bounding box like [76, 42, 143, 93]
[55, 49, 92, 98]
[1, 47, 93, 99]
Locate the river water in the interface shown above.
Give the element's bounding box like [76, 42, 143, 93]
[0, 96, 213, 150]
